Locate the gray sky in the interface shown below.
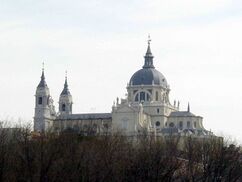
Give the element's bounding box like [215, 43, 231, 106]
[1, 0, 242, 143]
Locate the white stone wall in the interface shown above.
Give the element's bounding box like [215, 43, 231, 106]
[167, 116, 204, 130]
[53, 118, 111, 134]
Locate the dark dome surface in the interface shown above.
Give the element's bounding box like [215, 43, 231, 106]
[130, 68, 168, 87]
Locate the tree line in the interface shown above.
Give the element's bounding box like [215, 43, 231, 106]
[0, 126, 241, 182]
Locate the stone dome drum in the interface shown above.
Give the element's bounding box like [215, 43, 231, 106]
[129, 41, 168, 88]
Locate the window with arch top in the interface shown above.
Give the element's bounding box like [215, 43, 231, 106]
[134, 91, 151, 102]
[62, 104, 66, 111]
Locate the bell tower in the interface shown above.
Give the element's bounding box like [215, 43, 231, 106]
[59, 72, 73, 115]
[34, 65, 55, 132]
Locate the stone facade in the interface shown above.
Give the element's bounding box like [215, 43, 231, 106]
[34, 40, 211, 137]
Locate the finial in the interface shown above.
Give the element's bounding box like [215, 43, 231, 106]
[187, 102, 190, 112]
[148, 34, 151, 45]
[64, 70, 68, 87]
[65, 70, 67, 80]
[38, 62, 47, 88]
[42, 62, 45, 72]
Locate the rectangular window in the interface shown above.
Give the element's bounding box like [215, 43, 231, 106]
[194, 122, 197, 128]
[38, 97, 43, 105]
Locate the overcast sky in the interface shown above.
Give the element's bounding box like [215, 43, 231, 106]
[1, 0, 242, 143]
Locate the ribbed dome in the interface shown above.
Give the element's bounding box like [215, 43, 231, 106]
[130, 68, 167, 87]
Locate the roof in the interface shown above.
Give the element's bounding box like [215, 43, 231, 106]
[56, 113, 112, 121]
[130, 68, 167, 86]
[60, 77, 71, 96]
[160, 127, 210, 136]
[169, 111, 196, 117]
[129, 41, 168, 87]
[161, 127, 179, 133]
[37, 70, 48, 88]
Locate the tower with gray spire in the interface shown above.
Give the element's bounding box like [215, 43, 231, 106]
[59, 73, 73, 115]
[34, 67, 56, 132]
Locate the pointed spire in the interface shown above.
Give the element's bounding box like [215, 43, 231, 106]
[37, 62, 48, 88]
[61, 71, 71, 95]
[187, 102, 190, 112]
[143, 34, 155, 69]
[64, 70, 68, 87]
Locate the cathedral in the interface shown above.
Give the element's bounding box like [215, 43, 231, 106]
[34, 40, 211, 137]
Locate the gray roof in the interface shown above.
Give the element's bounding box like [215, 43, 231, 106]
[130, 68, 167, 86]
[169, 111, 196, 117]
[161, 127, 209, 136]
[56, 113, 112, 121]
[61, 77, 71, 96]
[37, 70, 48, 88]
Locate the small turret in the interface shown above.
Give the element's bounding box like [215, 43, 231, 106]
[59, 72, 73, 115]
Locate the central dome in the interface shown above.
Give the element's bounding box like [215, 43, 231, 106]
[129, 40, 168, 87]
[130, 68, 167, 87]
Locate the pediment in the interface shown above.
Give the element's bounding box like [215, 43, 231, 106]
[115, 104, 137, 113]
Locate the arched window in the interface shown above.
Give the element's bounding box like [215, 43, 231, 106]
[134, 91, 151, 102]
[62, 104, 66, 111]
[38, 97, 43, 105]
[140, 92, 145, 102]
[155, 121, 160, 127]
[157, 108, 160, 113]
